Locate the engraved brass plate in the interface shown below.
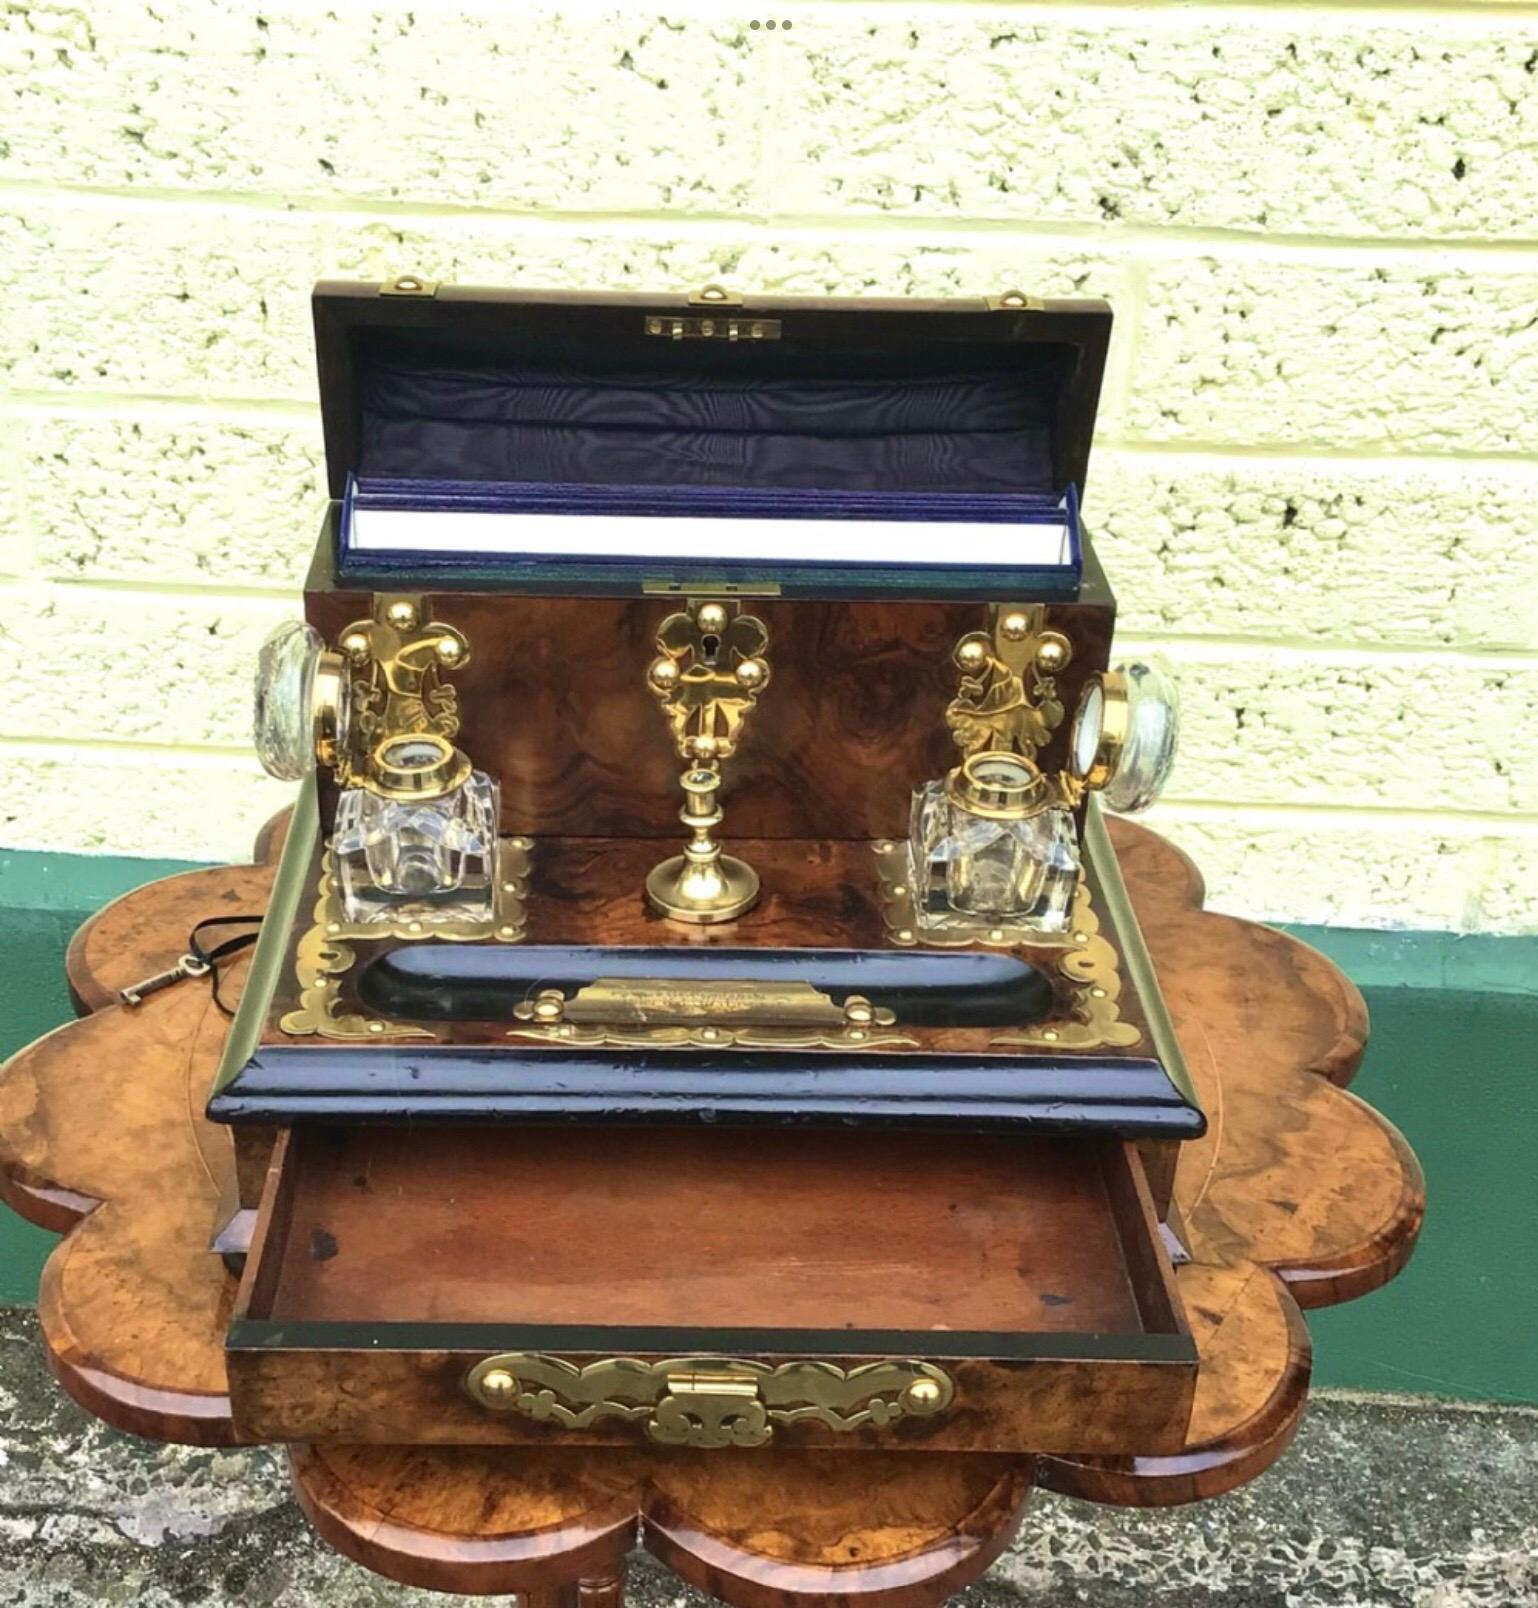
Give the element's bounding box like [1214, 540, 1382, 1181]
[465, 1354, 953, 1450]
[508, 975, 913, 1050]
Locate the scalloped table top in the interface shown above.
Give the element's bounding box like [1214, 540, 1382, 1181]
[0, 815, 1422, 1605]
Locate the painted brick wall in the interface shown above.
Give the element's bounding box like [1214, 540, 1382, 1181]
[1, 1, 1535, 932]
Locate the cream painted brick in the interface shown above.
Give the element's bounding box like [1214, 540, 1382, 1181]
[0, 4, 763, 215]
[1147, 645, 1538, 815]
[0, 746, 292, 861]
[24, 417, 323, 589]
[329, 216, 1128, 302]
[1087, 454, 1538, 652]
[1475, 833, 1538, 931]
[0, 589, 288, 748]
[1130, 257, 1538, 451]
[0, 470, 20, 575]
[1150, 807, 1525, 932]
[773, 14, 1538, 239]
[0, 205, 318, 399]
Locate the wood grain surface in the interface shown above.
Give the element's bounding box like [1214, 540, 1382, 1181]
[0, 811, 1424, 1602]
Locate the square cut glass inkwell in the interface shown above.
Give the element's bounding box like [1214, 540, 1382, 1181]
[332, 732, 500, 926]
[910, 750, 1079, 934]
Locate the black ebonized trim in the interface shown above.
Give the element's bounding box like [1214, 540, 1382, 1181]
[227, 1316, 1197, 1366]
[207, 1045, 1205, 1138]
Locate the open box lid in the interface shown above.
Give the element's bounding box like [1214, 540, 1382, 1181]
[310, 281, 1112, 595]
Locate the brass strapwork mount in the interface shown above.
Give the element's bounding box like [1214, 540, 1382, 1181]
[644, 599, 771, 923]
[336, 594, 473, 800]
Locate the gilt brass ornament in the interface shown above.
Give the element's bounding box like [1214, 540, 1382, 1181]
[644, 599, 770, 923]
[280, 840, 531, 1041]
[946, 603, 1072, 762]
[336, 594, 472, 799]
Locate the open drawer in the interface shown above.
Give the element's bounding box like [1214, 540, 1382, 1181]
[228, 1125, 1196, 1454]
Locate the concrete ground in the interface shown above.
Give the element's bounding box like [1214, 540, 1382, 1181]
[0, 1312, 1532, 1607]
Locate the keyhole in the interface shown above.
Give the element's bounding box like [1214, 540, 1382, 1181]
[700, 633, 721, 660]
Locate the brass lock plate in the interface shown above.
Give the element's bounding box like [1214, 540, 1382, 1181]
[465, 1353, 954, 1450]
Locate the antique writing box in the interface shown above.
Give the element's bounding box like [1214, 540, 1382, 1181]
[212, 279, 1202, 1455]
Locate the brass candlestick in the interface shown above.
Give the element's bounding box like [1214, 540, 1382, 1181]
[644, 599, 770, 924]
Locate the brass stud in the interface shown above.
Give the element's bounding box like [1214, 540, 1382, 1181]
[875, 841, 894, 854]
[896, 928, 914, 943]
[1073, 931, 1088, 944]
[956, 637, 989, 674]
[479, 1367, 517, 1403]
[510, 837, 534, 851]
[1001, 611, 1030, 642]
[532, 992, 564, 1023]
[367, 1021, 385, 1034]
[1043, 1029, 1059, 1042]
[386, 600, 418, 630]
[1091, 986, 1107, 998]
[891, 883, 907, 897]
[341, 631, 370, 662]
[326, 921, 342, 935]
[435, 637, 462, 665]
[845, 998, 874, 1026]
[848, 1029, 867, 1042]
[696, 601, 729, 634]
[735, 656, 767, 689]
[407, 920, 423, 935]
[649, 656, 681, 690]
[989, 928, 1005, 943]
[1035, 634, 1071, 673]
[691, 733, 720, 762]
[903, 1377, 944, 1410]
[497, 924, 520, 940]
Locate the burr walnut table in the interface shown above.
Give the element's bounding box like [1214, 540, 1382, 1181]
[0, 814, 1422, 1604]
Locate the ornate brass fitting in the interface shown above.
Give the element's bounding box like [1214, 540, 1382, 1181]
[335, 595, 473, 800]
[946, 603, 1075, 809]
[643, 599, 770, 923]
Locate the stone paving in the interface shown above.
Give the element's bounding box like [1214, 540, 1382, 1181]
[0, 1310, 1532, 1607]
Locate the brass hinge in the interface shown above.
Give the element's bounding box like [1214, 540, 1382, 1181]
[379, 274, 439, 298]
[986, 289, 1045, 312]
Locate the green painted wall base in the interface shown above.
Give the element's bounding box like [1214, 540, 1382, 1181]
[0, 848, 1532, 1405]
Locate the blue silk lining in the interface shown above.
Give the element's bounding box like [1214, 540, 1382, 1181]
[358, 362, 1056, 492]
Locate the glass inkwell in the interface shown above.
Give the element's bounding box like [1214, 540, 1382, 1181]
[332, 730, 499, 925]
[906, 601, 1180, 937]
[253, 597, 499, 927]
[911, 750, 1079, 933]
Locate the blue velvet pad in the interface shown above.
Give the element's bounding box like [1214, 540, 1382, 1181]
[337, 360, 1084, 596]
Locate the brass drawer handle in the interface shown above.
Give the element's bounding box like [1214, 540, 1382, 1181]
[465, 1354, 954, 1450]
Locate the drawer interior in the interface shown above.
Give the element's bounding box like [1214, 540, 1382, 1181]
[240, 1123, 1179, 1348]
